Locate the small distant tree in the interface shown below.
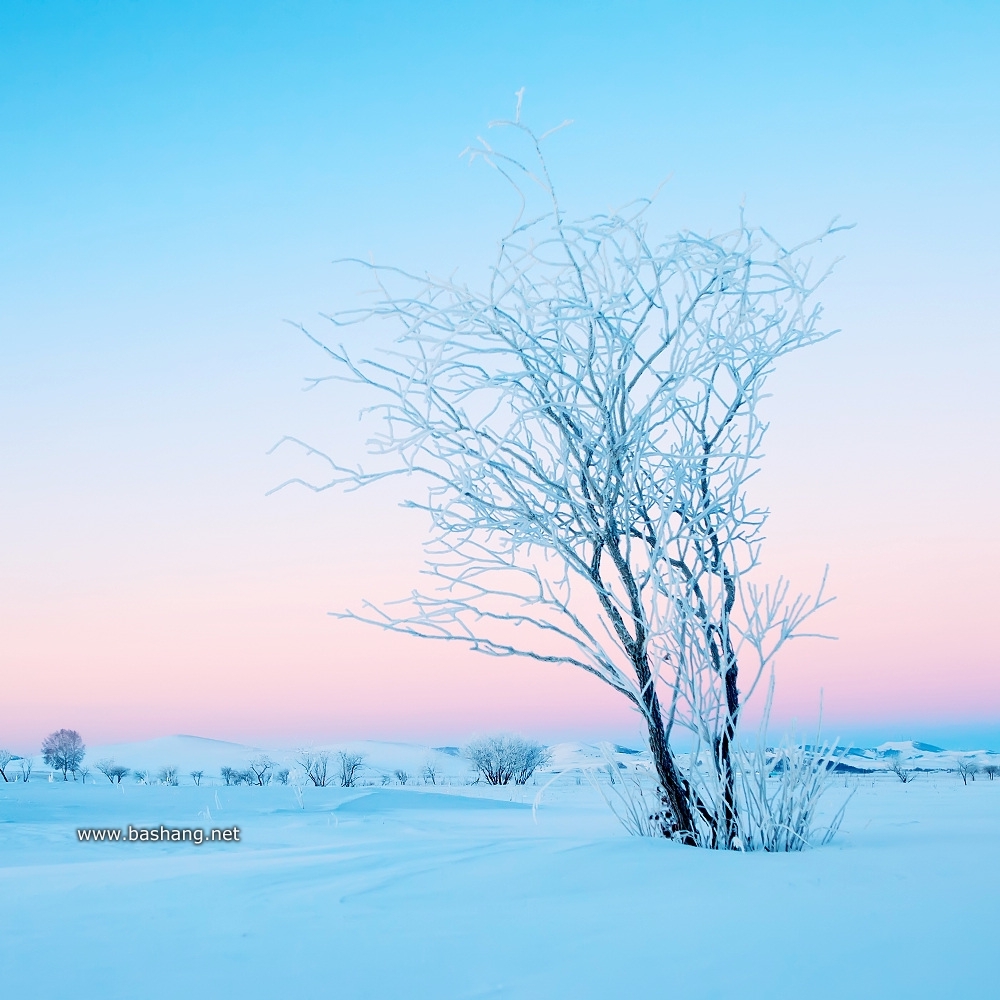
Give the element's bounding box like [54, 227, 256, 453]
[248, 756, 274, 786]
[957, 761, 979, 785]
[394, 769, 409, 785]
[41, 729, 86, 780]
[465, 735, 550, 786]
[380, 773, 391, 786]
[133, 769, 148, 784]
[190, 770, 204, 786]
[421, 763, 438, 785]
[220, 766, 235, 786]
[157, 766, 179, 786]
[983, 764, 999, 781]
[18, 757, 33, 782]
[0, 749, 13, 782]
[888, 761, 914, 784]
[96, 759, 130, 784]
[275, 768, 290, 785]
[338, 751, 365, 787]
[78, 766, 90, 784]
[298, 751, 331, 787]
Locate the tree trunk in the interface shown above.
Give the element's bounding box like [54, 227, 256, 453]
[636, 653, 700, 845]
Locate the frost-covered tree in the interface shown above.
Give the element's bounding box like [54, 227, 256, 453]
[96, 759, 131, 784]
[297, 751, 331, 787]
[0, 749, 13, 782]
[41, 729, 85, 781]
[465, 735, 550, 786]
[274, 99, 842, 849]
[248, 756, 274, 786]
[338, 752, 365, 787]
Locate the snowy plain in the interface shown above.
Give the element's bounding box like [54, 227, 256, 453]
[2, 736, 998, 999]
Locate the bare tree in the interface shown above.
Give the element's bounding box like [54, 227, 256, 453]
[41, 729, 86, 781]
[133, 769, 148, 784]
[298, 751, 331, 787]
[465, 734, 550, 786]
[78, 766, 90, 784]
[983, 764, 999, 781]
[338, 752, 365, 788]
[248, 756, 274, 786]
[0, 749, 13, 782]
[273, 101, 843, 849]
[190, 770, 204, 786]
[157, 766, 179, 786]
[18, 757, 33, 782]
[96, 759, 130, 784]
[394, 769, 409, 785]
[957, 761, 979, 785]
[421, 762, 438, 785]
[220, 766, 236, 786]
[888, 761, 914, 784]
[275, 768, 290, 785]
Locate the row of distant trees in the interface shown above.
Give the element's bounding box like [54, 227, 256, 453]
[888, 760, 999, 784]
[0, 731, 550, 788]
[0, 731, 995, 788]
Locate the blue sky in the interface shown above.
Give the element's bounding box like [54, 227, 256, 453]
[1, 2, 998, 748]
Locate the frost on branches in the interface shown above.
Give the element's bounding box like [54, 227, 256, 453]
[273, 98, 848, 849]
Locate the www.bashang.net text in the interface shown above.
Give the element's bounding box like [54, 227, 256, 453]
[76, 825, 240, 845]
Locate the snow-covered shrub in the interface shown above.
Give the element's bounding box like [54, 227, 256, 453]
[157, 766, 179, 786]
[18, 757, 32, 782]
[298, 751, 331, 787]
[338, 752, 364, 787]
[464, 735, 550, 786]
[133, 769, 148, 784]
[734, 740, 849, 852]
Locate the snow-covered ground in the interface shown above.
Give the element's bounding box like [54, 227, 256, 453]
[2, 738, 998, 998]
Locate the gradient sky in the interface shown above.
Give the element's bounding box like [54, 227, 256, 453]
[1, 2, 998, 751]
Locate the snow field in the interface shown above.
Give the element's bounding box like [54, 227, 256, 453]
[2, 766, 998, 999]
